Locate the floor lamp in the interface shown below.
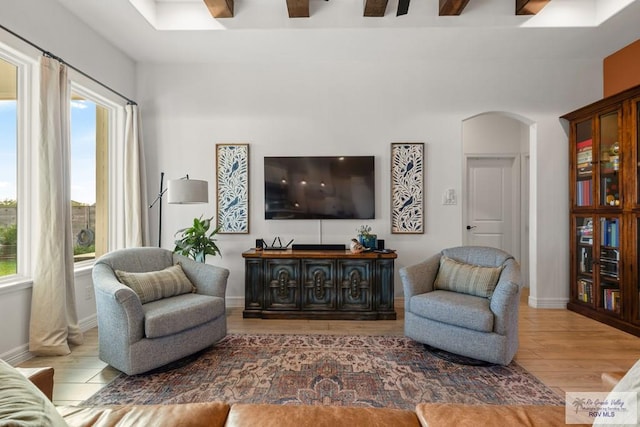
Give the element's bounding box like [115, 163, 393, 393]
[148, 172, 209, 247]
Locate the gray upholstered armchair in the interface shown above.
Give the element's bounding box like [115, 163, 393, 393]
[400, 246, 522, 365]
[92, 247, 229, 375]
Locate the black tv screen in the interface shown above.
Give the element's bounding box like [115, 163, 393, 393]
[264, 156, 375, 220]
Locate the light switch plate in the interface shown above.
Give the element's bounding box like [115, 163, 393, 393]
[443, 188, 457, 205]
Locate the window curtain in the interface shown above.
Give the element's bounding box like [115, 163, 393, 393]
[29, 56, 83, 356]
[123, 104, 149, 247]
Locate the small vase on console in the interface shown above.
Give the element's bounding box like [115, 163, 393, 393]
[359, 234, 377, 250]
[356, 224, 377, 250]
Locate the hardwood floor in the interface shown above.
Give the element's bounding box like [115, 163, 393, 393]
[18, 290, 640, 406]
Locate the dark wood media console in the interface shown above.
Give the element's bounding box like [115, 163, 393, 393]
[242, 249, 397, 320]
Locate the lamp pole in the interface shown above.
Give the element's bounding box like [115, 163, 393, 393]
[148, 172, 166, 247]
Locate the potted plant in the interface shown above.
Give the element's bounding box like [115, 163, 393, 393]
[356, 224, 377, 250]
[174, 216, 221, 263]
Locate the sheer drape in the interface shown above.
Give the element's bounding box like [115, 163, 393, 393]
[123, 104, 149, 247]
[29, 56, 83, 356]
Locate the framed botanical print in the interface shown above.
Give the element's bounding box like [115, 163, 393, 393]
[391, 142, 424, 234]
[216, 143, 249, 234]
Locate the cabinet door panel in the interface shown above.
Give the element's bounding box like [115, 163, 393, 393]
[301, 259, 336, 310]
[265, 259, 299, 310]
[338, 260, 372, 311]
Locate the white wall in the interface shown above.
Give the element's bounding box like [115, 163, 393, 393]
[0, 1, 609, 360]
[0, 0, 135, 362]
[138, 53, 599, 308]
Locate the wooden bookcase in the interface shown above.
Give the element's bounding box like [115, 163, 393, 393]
[562, 83, 640, 336]
[242, 249, 397, 320]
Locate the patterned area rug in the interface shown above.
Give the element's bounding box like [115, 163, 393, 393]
[83, 334, 562, 409]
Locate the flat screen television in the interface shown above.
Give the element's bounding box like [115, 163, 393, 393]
[264, 156, 375, 220]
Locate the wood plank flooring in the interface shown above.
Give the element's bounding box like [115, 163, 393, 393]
[18, 290, 640, 405]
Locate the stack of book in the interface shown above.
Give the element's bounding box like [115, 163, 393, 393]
[577, 279, 593, 303]
[577, 139, 593, 176]
[603, 288, 621, 312]
[600, 218, 619, 247]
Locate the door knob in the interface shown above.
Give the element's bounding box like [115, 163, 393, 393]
[466, 225, 476, 230]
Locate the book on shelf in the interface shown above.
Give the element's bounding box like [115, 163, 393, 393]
[576, 180, 592, 206]
[577, 139, 593, 155]
[603, 288, 621, 312]
[579, 247, 593, 273]
[577, 279, 593, 303]
[600, 218, 619, 248]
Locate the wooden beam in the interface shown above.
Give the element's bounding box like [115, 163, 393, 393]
[364, 0, 388, 17]
[286, 0, 309, 18]
[397, 0, 410, 16]
[439, 0, 471, 16]
[203, 0, 233, 18]
[516, 0, 551, 15]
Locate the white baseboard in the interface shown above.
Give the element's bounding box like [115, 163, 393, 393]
[226, 296, 245, 308]
[79, 314, 97, 332]
[1, 344, 31, 366]
[1, 314, 98, 366]
[528, 295, 568, 309]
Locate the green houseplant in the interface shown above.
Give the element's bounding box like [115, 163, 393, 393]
[174, 216, 221, 263]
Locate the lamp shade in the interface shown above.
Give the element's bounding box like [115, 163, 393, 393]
[167, 179, 208, 204]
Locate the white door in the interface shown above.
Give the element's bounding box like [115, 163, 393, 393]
[465, 156, 520, 259]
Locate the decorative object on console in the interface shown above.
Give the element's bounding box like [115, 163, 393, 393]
[391, 142, 424, 234]
[149, 172, 209, 247]
[350, 238, 364, 253]
[259, 236, 294, 250]
[216, 143, 249, 234]
[356, 224, 377, 249]
[173, 216, 221, 263]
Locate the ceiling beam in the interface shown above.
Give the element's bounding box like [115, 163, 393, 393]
[439, 0, 471, 16]
[286, 0, 310, 18]
[363, 0, 388, 17]
[516, 0, 551, 15]
[397, 0, 410, 16]
[203, 0, 233, 18]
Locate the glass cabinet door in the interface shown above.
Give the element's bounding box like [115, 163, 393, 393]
[599, 111, 621, 207]
[599, 216, 621, 313]
[575, 216, 594, 304]
[636, 98, 640, 205]
[575, 120, 593, 207]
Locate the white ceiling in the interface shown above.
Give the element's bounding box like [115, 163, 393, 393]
[53, 0, 640, 63]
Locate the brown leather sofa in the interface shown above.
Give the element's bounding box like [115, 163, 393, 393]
[16, 365, 587, 427]
[55, 401, 582, 427]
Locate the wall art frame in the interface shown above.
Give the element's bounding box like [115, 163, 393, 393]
[391, 142, 424, 234]
[216, 143, 249, 234]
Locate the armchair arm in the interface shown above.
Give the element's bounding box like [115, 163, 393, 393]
[92, 263, 145, 345]
[399, 254, 441, 307]
[489, 258, 522, 336]
[175, 254, 230, 299]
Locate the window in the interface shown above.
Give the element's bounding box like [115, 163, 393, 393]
[70, 90, 109, 262]
[0, 57, 17, 278]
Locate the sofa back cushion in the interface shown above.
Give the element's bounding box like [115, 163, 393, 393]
[434, 256, 502, 298]
[442, 246, 513, 267]
[116, 262, 196, 304]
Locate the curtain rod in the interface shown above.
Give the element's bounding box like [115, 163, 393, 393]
[0, 24, 137, 105]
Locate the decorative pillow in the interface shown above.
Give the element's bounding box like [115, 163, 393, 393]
[434, 256, 502, 298]
[115, 262, 196, 304]
[0, 359, 68, 427]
